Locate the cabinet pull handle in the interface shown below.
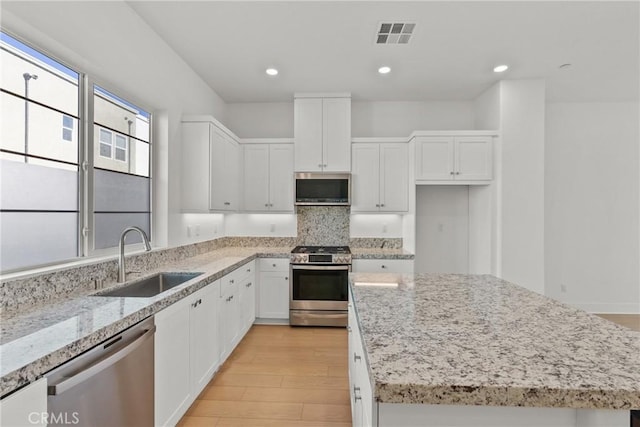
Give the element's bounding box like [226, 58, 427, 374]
[198, 299, 202, 305]
[380, 204, 385, 207]
[224, 202, 231, 205]
[375, 204, 380, 207]
[246, 282, 252, 287]
[247, 268, 251, 272]
[230, 279, 234, 284]
[230, 295, 234, 301]
[354, 352, 361, 362]
[353, 386, 361, 401]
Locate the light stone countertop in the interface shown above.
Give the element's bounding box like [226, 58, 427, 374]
[350, 272, 640, 409]
[351, 248, 414, 260]
[0, 245, 412, 398]
[0, 246, 291, 397]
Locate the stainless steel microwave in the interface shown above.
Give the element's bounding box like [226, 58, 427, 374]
[294, 172, 351, 206]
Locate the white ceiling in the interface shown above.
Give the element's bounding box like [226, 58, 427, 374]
[127, 1, 639, 103]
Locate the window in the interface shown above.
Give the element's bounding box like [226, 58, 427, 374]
[62, 115, 74, 142]
[97, 127, 128, 162]
[0, 31, 152, 272]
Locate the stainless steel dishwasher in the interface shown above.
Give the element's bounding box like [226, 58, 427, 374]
[46, 317, 155, 427]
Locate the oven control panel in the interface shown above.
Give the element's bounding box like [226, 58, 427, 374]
[290, 254, 352, 264]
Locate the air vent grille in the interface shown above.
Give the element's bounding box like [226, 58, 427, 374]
[376, 22, 415, 44]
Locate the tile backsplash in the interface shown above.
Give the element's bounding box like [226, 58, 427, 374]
[296, 206, 350, 246]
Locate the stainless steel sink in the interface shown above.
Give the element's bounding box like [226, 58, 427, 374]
[97, 272, 203, 297]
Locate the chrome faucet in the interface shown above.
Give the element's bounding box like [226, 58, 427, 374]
[118, 226, 152, 283]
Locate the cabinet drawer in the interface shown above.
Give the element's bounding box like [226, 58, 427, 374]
[352, 259, 414, 273]
[259, 258, 289, 272]
[237, 260, 256, 281]
[220, 269, 243, 294]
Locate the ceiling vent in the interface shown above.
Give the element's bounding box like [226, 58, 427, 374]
[376, 22, 415, 44]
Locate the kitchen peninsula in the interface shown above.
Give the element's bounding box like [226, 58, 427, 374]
[348, 273, 640, 427]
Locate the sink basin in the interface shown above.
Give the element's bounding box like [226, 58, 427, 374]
[97, 272, 203, 297]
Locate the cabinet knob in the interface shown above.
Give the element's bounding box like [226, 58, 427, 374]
[247, 268, 251, 272]
[230, 279, 234, 283]
[318, 164, 323, 168]
[380, 204, 385, 207]
[450, 171, 454, 175]
[381, 265, 387, 269]
[375, 204, 380, 207]
[284, 277, 288, 280]
[265, 203, 269, 207]
[229, 295, 234, 301]
[456, 171, 460, 175]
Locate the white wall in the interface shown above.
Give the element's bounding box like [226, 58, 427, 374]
[545, 102, 640, 313]
[352, 101, 475, 137]
[1, 2, 228, 249]
[225, 100, 475, 139]
[225, 213, 297, 237]
[226, 102, 294, 138]
[499, 80, 546, 294]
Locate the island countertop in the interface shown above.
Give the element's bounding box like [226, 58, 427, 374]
[349, 272, 640, 409]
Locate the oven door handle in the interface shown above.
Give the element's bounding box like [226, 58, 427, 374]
[291, 264, 350, 271]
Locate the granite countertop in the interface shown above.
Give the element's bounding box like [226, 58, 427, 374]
[350, 272, 640, 410]
[0, 244, 412, 397]
[0, 246, 291, 397]
[351, 248, 414, 260]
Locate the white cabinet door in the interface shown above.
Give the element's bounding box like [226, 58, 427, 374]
[155, 297, 192, 427]
[190, 282, 220, 395]
[351, 143, 380, 212]
[269, 144, 294, 211]
[455, 136, 492, 180]
[181, 122, 210, 212]
[243, 144, 270, 211]
[380, 143, 408, 212]
[322, 97, 351, 172]
[415, 137, 455, 180]
[240, 275, 256, 334]
[294, 98, 323, 171]
[220, 281, 241, 361]
[211, 128, 240, 211]
[210, 126, 228, 210]
[258, 272, 290, 319]
[0, 378, 47, 427]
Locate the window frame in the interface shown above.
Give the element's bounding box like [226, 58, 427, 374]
[0, 31, 154, 273]
[96, 127, 129, 163]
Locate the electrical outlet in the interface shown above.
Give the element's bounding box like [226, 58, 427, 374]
[382, 223, 387, 233]
[187, 225, 192, 237]
[560, 284, 567, 293]
[195, 224, 200, 236]
[270, 224, 276, 232]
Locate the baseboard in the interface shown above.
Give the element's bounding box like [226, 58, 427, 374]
[253, 318, 290, 325]
[569, 302, 640, 314]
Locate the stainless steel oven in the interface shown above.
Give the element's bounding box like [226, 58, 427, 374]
[289, 246, 351, 327]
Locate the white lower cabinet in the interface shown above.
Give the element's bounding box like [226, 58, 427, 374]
[0, 378, 47, 427]
[348, 300, 374, 427]
[352, 259, 414, 274]
[240, 272, 256, 335]
[257, 258, 290, 321]
[155, 281, 220, 427]
[220, 280, 241, 362]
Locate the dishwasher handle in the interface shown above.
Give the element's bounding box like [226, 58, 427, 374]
[48, 324, 156, 396]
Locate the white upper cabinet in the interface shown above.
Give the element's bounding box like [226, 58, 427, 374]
[181, 117, 241, 212]
[210, 128, 240, 211]
[415, 135, 493, 183]
[352, 142, 408, 212]
[294, 94, 351, 172]
[243, 143, 294, 212]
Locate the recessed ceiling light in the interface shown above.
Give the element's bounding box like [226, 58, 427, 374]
[378, 66, 391, 74]
[493, 65, 509, 73]
[265, 68, 278, 76]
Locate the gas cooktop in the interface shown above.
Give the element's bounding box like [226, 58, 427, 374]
[291, 246, 351, 254]
[290, 246, 352, 264]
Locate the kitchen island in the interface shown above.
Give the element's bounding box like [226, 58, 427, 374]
[348, 273, 640, 427]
